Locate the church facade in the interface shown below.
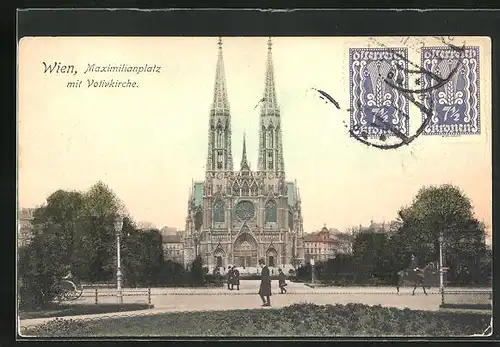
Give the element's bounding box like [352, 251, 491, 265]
[183, 38, 305, 269]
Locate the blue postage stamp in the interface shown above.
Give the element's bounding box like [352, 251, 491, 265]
[349, 48, 409, 139]
[421, 46, 480, 136]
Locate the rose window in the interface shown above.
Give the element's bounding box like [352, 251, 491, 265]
[235, 200, 255, 221]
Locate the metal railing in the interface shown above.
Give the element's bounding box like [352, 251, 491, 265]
[440, 289, 492, 309]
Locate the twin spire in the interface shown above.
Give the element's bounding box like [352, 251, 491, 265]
[261, 38, 279, 115]
[208, 37, 281, 173]
[212, 37, 230, 114]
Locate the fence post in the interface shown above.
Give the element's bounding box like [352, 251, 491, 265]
[95, 288, 98, 305]
[148, 287, 151, 305]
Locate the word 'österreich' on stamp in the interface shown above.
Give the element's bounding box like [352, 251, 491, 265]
[349, 48, 409, 140]
[421, 46, 480, 136]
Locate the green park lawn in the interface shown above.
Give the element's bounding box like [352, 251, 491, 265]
[21, 303, 490, 337]
[19, 303, 153, 320]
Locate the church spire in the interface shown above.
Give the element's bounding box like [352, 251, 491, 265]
[258, 37, 285, 173]
[240, 132, 250, 170]
[261, 37, 279, 114]
[211, 37, 230, 113]
[206, 37, 233, 172]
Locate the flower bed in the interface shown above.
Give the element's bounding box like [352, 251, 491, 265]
[19, 303, 153, 320]
[21, 303, 490, 337]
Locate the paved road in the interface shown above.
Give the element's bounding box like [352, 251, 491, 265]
[76, 280, 490, 299]
[18, 282, 491, 330]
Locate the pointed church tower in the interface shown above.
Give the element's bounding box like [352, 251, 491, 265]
[206, 37, 233, 173]
[257, 37, 285, 174]
[240, 133, 250, 171]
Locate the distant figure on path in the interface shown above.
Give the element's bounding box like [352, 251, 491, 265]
[227, 266, 234, 290]
[258, 258, 271, 306]
[232, 266, 240, 290]
[278, 268, 287, 294]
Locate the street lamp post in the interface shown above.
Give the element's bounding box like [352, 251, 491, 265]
[114, 215, 124, 304]
[310, 258, 315, 286]
[439, 232, 445, 295]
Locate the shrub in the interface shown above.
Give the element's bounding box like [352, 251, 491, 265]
[18, 234, 68, 310]
[22, 303, 490, 337]
[189, 256, 204, 286]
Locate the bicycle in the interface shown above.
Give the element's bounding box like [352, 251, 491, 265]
[52, 277, 84, 303]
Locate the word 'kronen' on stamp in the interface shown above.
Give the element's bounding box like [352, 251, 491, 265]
[349, 48, 410, 139]
[421, 46, 480, 136]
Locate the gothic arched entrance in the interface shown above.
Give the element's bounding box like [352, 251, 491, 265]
[213, 247, 225, 268]
[233, 233, 258, 267]
[266, 247, 278, 267]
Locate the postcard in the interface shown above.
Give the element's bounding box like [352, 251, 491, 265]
[17, 35, 492, 338]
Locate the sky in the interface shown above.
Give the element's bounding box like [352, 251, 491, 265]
[18, 36, 492, 237]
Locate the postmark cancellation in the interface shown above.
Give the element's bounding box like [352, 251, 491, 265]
[349, 42, 481, 140]
[349, 48, 410, 140]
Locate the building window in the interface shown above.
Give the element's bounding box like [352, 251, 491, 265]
[265, 200, 277, 223]
[267, 152, 273, 170]
[268, 128, 274, 148]
[242, 183, 249, 196]
[213, 199, 225, 223]
[232, 183, 240, 196]
[251, 185, 258, 196]
[217, 128, 224, 148]
[217, 150, 223, 169]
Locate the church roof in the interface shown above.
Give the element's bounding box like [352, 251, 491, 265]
[163, 234, 183, 243]
[193, 182, 203, 206]
[287, 182, 295, 206]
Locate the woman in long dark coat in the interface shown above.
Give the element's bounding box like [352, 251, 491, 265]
[227, 266, 234, 290]
[258, 258, 272, 306]
[231, 267, 240, 290]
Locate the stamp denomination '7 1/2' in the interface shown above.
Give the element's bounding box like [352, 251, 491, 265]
[420, 46, 480, 136]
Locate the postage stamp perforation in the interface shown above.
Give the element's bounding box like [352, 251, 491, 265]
[420, 45, 481, 137]
[349, 46, 409, 140]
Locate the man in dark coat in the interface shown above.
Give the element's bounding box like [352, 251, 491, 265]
[227, 266, 234, 290]
[232, 266, 240, 290]
[258, 258, 271, 306]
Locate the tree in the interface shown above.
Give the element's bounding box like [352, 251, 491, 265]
[122, 228, 164, 287]
[74, 182, 128, 282]
[20, 182, 129, 287]
[331, 232, 356, 254]
[18, 226, 70, 309]
[137, 221, 156, 231]
[18, 190, 86, 308]
[352, 230, 391, 283]
[396, 184, 489, 284]
[190, 256, 204, 286]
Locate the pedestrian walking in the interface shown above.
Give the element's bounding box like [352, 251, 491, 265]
[258, 258, 271, 306]
[227, 266, 234, 290]
[278, 268, 287, 294]
[232, 266, 240, 290]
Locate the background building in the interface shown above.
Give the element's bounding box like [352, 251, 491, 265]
[18, 207, 35, 247]
[162, 234, 185, 264]
[183, 38, 304, 270]
[303, 225, 358, 262]
[304, 225, 335, 262]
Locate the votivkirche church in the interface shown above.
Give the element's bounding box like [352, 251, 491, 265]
[184, 38, 305, 269]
